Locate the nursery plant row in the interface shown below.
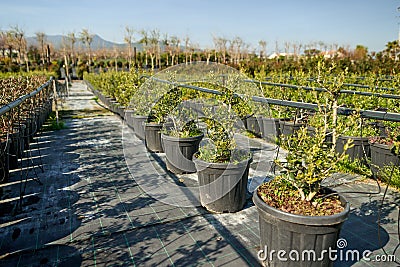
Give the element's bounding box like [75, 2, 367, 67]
[84, 62, 399, 266]
[0, 76, 66, 183]
[84, 65, 400, 189]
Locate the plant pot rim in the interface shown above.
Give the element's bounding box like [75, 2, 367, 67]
[369, 141, 392, 148]
[338, 135, 370, 141]
[261, 117, 280, 121]
[193, 152, 252, 169]
[161, 133, 204, 141]
[253, 185, 350, 226]
[132, 114, 148, 118]
[144, 122, 163, 127]
[279, 120, 304, 125]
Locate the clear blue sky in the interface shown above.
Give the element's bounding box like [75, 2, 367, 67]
[1, 0, 399, 53]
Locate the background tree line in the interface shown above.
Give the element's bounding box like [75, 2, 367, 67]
[0, 25, 399, 77]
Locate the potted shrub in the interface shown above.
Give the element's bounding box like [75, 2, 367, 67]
[193, 100, 252, 213]
[278, 109, 307, 137]
[307, 105, 334, 146]
[369, 122, 400, 176]
[253, 123, 350, 266]
[335, 110, 378, 162]
[259, 106, 284, 144]
[128, 85, 153, 140]
[161, 113, 204, 174]
[253, 61, 352, 266]
[145, 87, 182, 153]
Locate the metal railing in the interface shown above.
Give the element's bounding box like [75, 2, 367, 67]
[244, 79, 400, 100]
[150, 77, 400, 122]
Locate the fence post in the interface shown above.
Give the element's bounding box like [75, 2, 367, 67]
[52, 79, 59, 124]
[65, 77, 69, 97]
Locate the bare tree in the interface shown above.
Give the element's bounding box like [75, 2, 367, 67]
[229, 36, 243, 64]
[67, 32, 76, 64]
[284, 41, 290, 56]
[35, 31, 46, 66]
[220, 37, 227, 63]
[275, 40, 279, 54]
[292, 42, 299, 58]
[169, 35, 180, 65]
[242, 42, 251, 62]
[124, 26, 135, 70]
[258, 40, 267, 61]
[0, 31, 6, 58]
[139, 29, 149, 67]
[189, 42, 198, 64]
[10, 25, 26, 67]
[79, 28, 94, 66]
[184, 35, 190, 64]
[212, 35, 227, 63]
[162, 33, 170, 66]
[203, 46, 212, 64]
[148, 29, 160, 70]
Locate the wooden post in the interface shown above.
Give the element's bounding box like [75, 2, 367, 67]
[64, 54, 70, 96]
[134, 46, 137, 68]
[52, 79, 59, 124]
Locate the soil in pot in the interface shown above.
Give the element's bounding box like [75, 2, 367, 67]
[193, 155, 252, 213]
[253, 182, 350, 266]
[161, 133, 204, 174]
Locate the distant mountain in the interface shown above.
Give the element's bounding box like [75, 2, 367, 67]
[26, 34, 144, 51]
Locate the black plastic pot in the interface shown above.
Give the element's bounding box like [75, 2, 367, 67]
[161, 133, 204, 174]
[109, 100, 119, 113]
[261, 117, 280, 143]
[8, 132, 20, 170]
[193, 154, 252, 213]
[241, 114, 252, 129]
[370, 142, 400, 176]
[144, 123, 164, 153]
[0, 139, 10, 183]
[117, 106, 126, 118]
[22, 117, 34, 146]
[253, 188, 350, 266]
[246, 115, 263, 137]
[279, 120, 305, 137]
[132, 115, 148, 140]
[13, 124, 25, 158]
[124, 110, 135, 129]
[336, 135, 370, 162]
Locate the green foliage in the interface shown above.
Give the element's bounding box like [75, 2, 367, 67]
[378, 164, 400, 189]
[197, 117, 236, 163]
[165, 120, 203, 138]
[42, 113, 66, 131]
[84, 69, 149, 106]
[148, 87, 182, 123]
[336, 157, 372, 177]
[336, 110, 378, 137]
[275, 125, 349, 201]
[163, 105, 203, 138]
